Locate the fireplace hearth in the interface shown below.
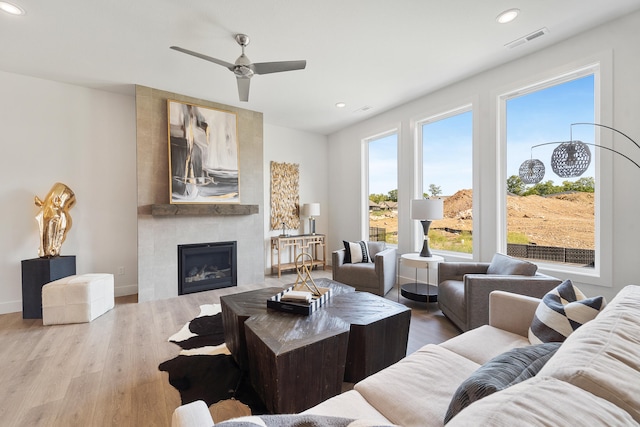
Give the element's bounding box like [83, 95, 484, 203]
[178, 241, 237, 295]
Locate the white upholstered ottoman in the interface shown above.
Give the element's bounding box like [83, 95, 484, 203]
[42, 273, 115, 325]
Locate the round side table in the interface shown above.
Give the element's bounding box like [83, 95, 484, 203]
[398, 254, 444, 303]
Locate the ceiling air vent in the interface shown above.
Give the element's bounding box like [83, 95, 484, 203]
[505, 27, 549, 49]
[354, 105, 373, 113]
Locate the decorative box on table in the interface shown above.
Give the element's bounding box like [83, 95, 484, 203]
[267, 284, 331, 315]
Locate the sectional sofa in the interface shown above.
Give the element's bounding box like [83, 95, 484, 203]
[172, 285, 640, 426]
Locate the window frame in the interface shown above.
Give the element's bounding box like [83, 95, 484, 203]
[497, 60, 613, 287]
[362, 128, 399, 244]
[415, 104, 474, 258]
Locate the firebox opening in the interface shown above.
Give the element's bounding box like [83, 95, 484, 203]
[178, 241, 237, 295]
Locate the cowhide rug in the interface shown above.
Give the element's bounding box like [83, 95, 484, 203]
[159, 304, 267, 416]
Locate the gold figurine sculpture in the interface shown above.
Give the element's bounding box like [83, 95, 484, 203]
[35, 183, 76, 258]
[294, 252, 321, 296]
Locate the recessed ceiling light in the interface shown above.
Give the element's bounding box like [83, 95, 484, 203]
[335, 102, 346, 108]
[496, 8, 519, 24]
[0, 1, 25, 15]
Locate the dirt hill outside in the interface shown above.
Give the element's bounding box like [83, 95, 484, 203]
[369, 189, 595, 249]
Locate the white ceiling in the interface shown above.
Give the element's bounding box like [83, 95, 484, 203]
[2, 0, 639, 135]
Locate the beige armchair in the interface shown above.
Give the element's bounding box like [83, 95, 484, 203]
[332, 241, 397, 296]
[438, 253, 562, 332]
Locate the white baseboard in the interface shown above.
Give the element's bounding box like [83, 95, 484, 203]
[115, 284, 138, 297]
[0, 300, 24, 315]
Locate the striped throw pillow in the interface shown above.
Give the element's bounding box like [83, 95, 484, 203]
[343, 240, 372, 263]
[528, 279, 606, 344]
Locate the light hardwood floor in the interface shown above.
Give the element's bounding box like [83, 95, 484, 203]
[0, 270, 459, 426]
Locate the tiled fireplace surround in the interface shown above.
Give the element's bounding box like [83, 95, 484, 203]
[135, 86, 265, 302]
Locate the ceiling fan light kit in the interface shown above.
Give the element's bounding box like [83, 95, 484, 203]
[170, 34, 306, 102]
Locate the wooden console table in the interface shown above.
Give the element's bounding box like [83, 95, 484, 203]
[270, 234, 326, 277]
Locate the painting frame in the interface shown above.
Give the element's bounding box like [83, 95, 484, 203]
[167, 99, 240, 204]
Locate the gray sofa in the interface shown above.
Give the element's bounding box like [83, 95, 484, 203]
[172, 285, 640, 426]
[331, 242, 396, 296]
[438, 253, 562, 331]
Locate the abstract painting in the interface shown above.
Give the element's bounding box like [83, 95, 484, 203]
[167, 100, 239, 203]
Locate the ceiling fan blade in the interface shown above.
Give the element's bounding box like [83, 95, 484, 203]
[253, 60, 307, 75]
[170, 46, 235, 71]
[236, 77, 250, 102]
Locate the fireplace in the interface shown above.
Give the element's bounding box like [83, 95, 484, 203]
[178, 241, 237, 295]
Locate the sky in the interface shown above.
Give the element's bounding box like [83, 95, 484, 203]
[368, 74, 596, 197]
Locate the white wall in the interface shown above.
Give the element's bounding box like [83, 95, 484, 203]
[263, 124, 329, 271]
[327, 10, 640, 302]
[0, 71, 138, 314]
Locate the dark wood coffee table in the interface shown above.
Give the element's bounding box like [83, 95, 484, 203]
[221, 279, 411, 413]
[244, 310, 351, 414]
[324, 291, 411, 383]
[220, 279, 355, 370]
[220, 286, 284, 370]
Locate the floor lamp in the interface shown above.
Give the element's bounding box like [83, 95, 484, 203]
[519, 122, 640, 184]
[411, 198, 444, 257]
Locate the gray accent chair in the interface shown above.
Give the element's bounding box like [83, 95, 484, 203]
[332, 242, 397, 296]
[438, 253, 562, 332]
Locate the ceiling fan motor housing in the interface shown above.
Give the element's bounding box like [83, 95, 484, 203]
[234, 53, 254, 78]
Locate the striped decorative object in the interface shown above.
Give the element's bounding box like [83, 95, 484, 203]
[268, 285, 332, 315]
[528, 279, 606, 344]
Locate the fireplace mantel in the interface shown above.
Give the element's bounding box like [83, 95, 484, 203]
[150, 204, 259, 216]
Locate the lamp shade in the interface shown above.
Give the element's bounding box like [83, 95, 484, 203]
[519, 159, 545, 184]
[411, 198, 443, 220]
[551, 141, 591, 178]
[302, 203, 320, 217]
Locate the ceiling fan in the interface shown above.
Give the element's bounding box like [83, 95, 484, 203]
[170, 34, 307, 102]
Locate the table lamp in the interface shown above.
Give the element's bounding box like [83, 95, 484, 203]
[411, 198, 444, 257]
[302, 203, 320, 235]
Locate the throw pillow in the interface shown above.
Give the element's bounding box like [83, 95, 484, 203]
[343, 241, 372, 263]
[486, 253, 537, 276]
[528, 279, 606, 345]
[443, 342, 561, 424]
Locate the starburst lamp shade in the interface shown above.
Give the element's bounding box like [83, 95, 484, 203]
[551, 141, 591, 178]
[519, 159, 546, 184]
[411, 198, 444, 257]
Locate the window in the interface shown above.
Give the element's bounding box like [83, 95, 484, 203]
[366, 132, 398, 244]
[418, 108, 473, 255]
[504, 73, 596, 269]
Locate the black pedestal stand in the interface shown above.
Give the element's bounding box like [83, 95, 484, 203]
[21, 256, 76, 319]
